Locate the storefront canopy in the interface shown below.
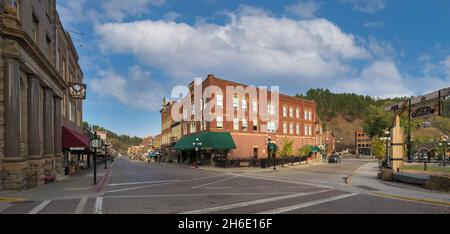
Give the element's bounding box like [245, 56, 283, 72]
[310, 146, 322, 153]
[62, 126, 90, 149]
[173, 132, 236, 151]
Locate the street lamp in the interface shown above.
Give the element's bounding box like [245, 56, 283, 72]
[192, 138, 202, 167]
[90, 132, 102, 185]
[383, 130, 390, 168]
[438, 140, 449, 166]
[104, 143, 110, 169]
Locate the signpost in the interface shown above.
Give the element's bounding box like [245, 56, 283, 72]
[68, 83, 87, 100]
[267, 138, 277, 170]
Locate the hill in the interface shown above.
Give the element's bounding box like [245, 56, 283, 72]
[83, 122, 143, 155]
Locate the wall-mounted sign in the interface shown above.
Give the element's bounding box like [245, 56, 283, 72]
[411, 104, 439, 119]
[69, 83, 87, 100]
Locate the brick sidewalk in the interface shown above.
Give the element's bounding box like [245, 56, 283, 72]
[0, 162, 113, 202]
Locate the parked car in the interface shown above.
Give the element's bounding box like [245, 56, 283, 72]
[328, 153, 342, 163]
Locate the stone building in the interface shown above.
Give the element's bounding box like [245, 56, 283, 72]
[0, 0, 86, 190]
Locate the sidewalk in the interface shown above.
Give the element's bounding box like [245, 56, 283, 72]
[349, 162, 450, 205]
[0, 163, 113, 202]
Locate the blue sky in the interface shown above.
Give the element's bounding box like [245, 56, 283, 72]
[56, 0, 450, 137]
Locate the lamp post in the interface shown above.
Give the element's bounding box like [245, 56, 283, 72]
[90, 132, 102, 185]
[104, 143, 110, 169]
[384, 130, 390, 168]
[438, 140, 449, 167]
[192, 138, 202, 167]
[267, 137, 277, 171]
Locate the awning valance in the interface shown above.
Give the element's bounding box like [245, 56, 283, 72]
[62, 126, 90, 149]
[173, 132, 236, 151]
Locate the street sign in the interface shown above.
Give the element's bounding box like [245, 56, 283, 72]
[410, 104, 439, 119]
[385, 87, 450, 113]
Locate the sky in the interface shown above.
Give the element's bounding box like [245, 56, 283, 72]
[56, 0, 450, 137]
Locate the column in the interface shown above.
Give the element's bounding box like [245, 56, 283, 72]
[53, 96, 63, 174]
[43, 88, 55, 176]
[27, 75, 45, 186]
[3, 57, 27, 190]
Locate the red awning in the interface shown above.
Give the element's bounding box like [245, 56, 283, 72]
[62, 126, 90, 149]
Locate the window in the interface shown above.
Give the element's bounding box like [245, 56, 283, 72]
[13, 0, 20, 19]
[268, 103, 275, 115]
[304, 125, 308, 136]
[216, 115, 223, 129]
[290, 123, 293, 135]
[309, 111, 313, 121]
[304, 110, 308, 120]
[267, 121, 276, 133]
[32, 12, 39, 44]
[252, 100, 258, 113]
[233, 118, 239, 131]
[242, 99, 247, 112]
[253, 118, 258, 131]
[290, 107, 293, 118]
[296, 124, 300, 135]
[296, 108, 300, 118]
[283, 106, 287, 117]
[283, 122, 287, 134]
[253, 147, 258, 159]
[242, 119, 248, 131]
[216, 94, 223, 107]
[45, 34, 51, 60]
[190, 122, 196, 133]
[233, 95, 239, 111]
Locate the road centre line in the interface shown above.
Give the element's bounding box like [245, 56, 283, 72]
[257, 193, 359, 214]
[75, 198, 88, 214]
[180, 189, 330, 214]
[28, 200, 51, 214]
[192, 175, 240, 189]
[107, 180, 181, 187]
[106, 174, 230, 194]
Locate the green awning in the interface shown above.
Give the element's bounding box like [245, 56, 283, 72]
[173, 132, 236, 151]
[310, 146, 322, 153]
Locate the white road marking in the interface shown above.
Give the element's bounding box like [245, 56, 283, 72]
[107, 180, 181, 187]
[28, 200, 51, 214]
[106, 174, 230, 194]
[192, 175, 240, 189]
[95, 197, 103, 214]
[105, 192, 294, 198]
[180, 190, 330, 214]
[257, 193, 359, 214]
[240, 174, 332, 189]
[75, 198, 88, 214]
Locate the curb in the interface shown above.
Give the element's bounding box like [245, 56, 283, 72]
[344, 162, 372, 186]
[372, 192, 450, 207]
[0, 197, 27, 203]
[94, 162, 114, 193]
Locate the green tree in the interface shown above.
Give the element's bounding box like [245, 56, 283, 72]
[371, 137, 387, 159]
[297, 145, 312, 157]
[363, 105, 393, 138]
[279, 138, 294, 157]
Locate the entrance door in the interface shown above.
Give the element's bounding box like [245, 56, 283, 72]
[253, 147, 258, 159]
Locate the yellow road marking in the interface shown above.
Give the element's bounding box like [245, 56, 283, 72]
[372, 192, 450, 207]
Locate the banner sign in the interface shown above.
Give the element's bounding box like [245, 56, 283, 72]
[410, 103, 439, 119]
[69, 83, 87, 100]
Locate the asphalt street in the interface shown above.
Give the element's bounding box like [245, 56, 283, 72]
[1, 158, 449, 214]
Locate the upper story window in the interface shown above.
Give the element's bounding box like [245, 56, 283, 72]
[267, 121, 276, 133]
[283, 106, 287, 117]
[32, 12, 39, 44]
[233, 95, 239, 111]
[242, 119, 248, 131]
[289, 107, 294, 118]
[290, 123, 294, 135]
[242, 99, 247, 112]
[296, 124, 300, 135]
[252, 100, 258, 113]
[296, 108, 300, 118]
[190, 122, 196, 133]
[45, 34, 51, 60]
[253, 118, 258, 131]
[283, 122, 287, 134]
[233, 118, 239, 131]
[216, 94, 223, 107]
[268, 103, 275, 115]
[216, 115, 223, 129]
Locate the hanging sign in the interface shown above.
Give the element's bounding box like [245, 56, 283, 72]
[69, 83, 87, 99]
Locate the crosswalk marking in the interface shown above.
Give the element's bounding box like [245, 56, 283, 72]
[107, 180, 181, 187]
[75, 198, 88, 214]
[95, 197, 103, 214]
[180, 190, 330, 214]
[257, 193, 359, 214]
[28, 200, 51, 214]
[192, 175, 240, 189]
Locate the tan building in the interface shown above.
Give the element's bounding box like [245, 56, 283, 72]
[355, 130, 371, 156]
[161, 75, 322, 164]
[0, 1, 86, 190]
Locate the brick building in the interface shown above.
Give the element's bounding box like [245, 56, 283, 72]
[0, 1, 86, 190]
[355, 130, 371, 156]
[161, 75, 328, 165]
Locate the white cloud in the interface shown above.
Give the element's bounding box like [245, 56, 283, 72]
[340, 0, 386, 14]
[95, 6, 369, 89]
[286, 0, 321, 19]
[163, 12, 182, 21]
[90, 66, 165, 111]
[334, 60, 413, 98]
[57, 0, 166, 24]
